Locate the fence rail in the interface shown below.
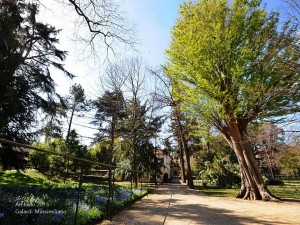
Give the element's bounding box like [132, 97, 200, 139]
[0, 138, 159, 225]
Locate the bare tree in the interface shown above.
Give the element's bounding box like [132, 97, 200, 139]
[249, 123, 284, 179]
[38, 0, 136, 61]
[282, 0, 300, 24]
[102, 58, 149, 188]
[123, 58, 146, 187]
[150, 69, 195, 189]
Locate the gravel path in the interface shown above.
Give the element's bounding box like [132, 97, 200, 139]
[100, 183, 300, 225]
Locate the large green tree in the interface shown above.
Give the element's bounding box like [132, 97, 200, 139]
[166, 0, 300, 200]
[0, 1, 72, 169]
[92, 89, 126, 212]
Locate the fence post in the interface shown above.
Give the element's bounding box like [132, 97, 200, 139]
[110, 169, 115, 221]
[146, 172, 149, 197]
[73, 166, 83, 225]
[130, 169, 133, 209]
[140, 174, 142, 201]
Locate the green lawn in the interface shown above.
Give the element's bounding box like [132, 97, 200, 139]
[201, 187, 240, 197]
[202, 185, 300, 200]
[282, 179, 300, 184]
[0, 170, 156, 190]
[269, 185, 300, 199]
[0, 169, 56, 187]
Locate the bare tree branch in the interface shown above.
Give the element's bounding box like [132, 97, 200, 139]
[282, 0, 300, 24]
[39, 0, 136, 62]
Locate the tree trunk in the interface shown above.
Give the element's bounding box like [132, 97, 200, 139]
[154, 146, 158, 185]
[133, 145, 138, 188]
[108, 115, 116, 210]
[221, 119, 278, 201]
[179, 141, 186, 183]
[174, 109, 194, 189]
[180, 137, 194, 189]
[63, 103, 76, 183]
[66, 102, 76, 142]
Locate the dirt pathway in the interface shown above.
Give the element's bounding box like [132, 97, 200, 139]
[101, 183, 300, 225]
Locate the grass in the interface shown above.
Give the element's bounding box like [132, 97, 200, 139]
[115, 181, 157, 190]
[282, 179, 300, 184]
[0, 169, 79, 187]
[202, 185, 300, 200]
[0, 169, 52, 186]
[201, 187, 240, 197]
[269, 185, 300, 199]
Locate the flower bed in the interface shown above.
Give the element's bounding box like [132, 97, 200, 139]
[0, 184, 148, 225]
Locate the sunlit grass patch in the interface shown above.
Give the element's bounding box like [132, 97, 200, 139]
[202, 187, 240, 197]
[0, 169, 50, 186]
[202, 185, 300, 199]
[269, 185, 300, 199]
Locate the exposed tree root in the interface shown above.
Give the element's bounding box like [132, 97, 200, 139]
[236, 187, 280, 202]
[260, 191, 281, 202]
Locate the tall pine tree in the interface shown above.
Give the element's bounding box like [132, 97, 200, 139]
[0, 1, 73, 169]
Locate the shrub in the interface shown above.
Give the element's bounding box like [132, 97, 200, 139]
[264, 178, 284, 186]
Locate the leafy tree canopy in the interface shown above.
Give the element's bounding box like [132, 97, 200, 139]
[166, 0, 300, 124]
[165, 0, 300, 200]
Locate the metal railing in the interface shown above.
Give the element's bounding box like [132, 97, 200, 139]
[0, 138, 159, 225]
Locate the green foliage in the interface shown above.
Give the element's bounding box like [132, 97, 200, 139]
[0, 0, 73, 170]
[194, 135, 240, 187]
[93, 89, 126, 135]
[66, 130, 91, 173]
[45, 138, 68, 177]
[67, 84, 90, 112]
[29, 131, 90, 180]
[75, 205, 103, 225]
[166, 0, 300, 123]
[166, 0, 300, 198]
[115, 158, 132, 180]
[65, 83, 91, 143]
[0, 170, 52, 187]
[263, 177, 284, 186]
[0, 176, 152, 225]
[29, 143, 51, 173]
[277, 147, 300, 177]
[200, 156, 240, 188]
[118, 98, 164, 179]
[88, 141, 111, 169]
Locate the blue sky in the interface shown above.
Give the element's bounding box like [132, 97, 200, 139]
[121, 0, 186, 66]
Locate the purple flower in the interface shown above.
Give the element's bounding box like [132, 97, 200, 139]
[95, 195, 101, 201]
[83, 204, 89, 211]
[51, 213, 64, 223]
[95, 195, 108, 204]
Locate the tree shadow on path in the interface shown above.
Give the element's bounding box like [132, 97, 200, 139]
[102, 183, 298, 225]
